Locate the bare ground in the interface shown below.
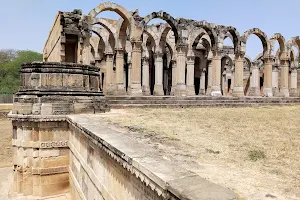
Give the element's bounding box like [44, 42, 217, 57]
[101, 107, 300, 200]
[0, 105, 12, 168]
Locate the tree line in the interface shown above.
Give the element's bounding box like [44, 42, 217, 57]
[0, 49, 42, 94]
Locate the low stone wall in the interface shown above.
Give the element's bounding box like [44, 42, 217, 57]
[67, 115, 237, 200]
[0, 94, 13, 103]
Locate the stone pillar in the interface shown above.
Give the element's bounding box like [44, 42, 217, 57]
[127, 59, 132, 95]
[171, 60, 177, 95]
[290, 67, 298, 97]
[211, 50, 222, 96]
[231, 71, 235, 95]
[142, 57, 150, 95]
[280, 58, 290, 97]
[200, 69, 206, 95]
[131, 41, 143, 96]
[263, 56, 274, 97]
[105, 53, 114, 95]
[175, 45, 187, 96]
[82, 37, 91, 65]
[272, 65, 280, 96]
[153, 52, 164, 96]
[206, 60, 212, 95]
[232, 53, 244, 97]
[115, 49, 126, 95]
[163, 67, 168, 95]
[249, 63, 260, 96]
[186, 56, 195, 96]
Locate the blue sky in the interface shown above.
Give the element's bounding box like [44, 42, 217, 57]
[1, 0, 299, 59]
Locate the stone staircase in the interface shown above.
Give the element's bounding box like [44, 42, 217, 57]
[106, 96, 300, 108]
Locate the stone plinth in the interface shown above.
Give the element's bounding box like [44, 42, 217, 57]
[9, 62, 109, 199]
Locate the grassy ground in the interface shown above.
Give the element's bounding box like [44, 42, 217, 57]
[0, 104, 13, 168]
[103, 106, 300, 200]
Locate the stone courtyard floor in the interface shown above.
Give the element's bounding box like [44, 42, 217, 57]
[100, 106, 300, 200]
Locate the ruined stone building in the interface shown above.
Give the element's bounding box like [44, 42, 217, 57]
[8, 2, 300, 200]
[44, 2, 300, 98]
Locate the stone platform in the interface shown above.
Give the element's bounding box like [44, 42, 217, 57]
[107, 96, 300, 108]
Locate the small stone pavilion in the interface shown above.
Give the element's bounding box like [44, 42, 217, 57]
[44, 2, 300, 98]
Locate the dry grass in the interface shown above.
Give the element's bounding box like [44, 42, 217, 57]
[104, 106, 300, 199]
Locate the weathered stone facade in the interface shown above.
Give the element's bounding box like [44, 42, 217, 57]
[9, 62, 109, 198]
[44, 2, 300, 98]
[8, 1, 300, 199]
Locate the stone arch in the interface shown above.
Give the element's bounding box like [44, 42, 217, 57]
[188, 27, 208, 51]
[90, 37, 100, 60]
[254, 53, 264, 63]
[244, 56, 252, 70]
[159, 24, 172, 49]
[89, 2, 133, 49]
[165, 42, 173, 66]
[140, 11, 179, 43]
[91, 27, 115, 54]
[166, 36, 176, 60]
[218, 26, 241, 53]
[142, 31, 156, 58]
[221, 55, 234, 67]
[89, 2, 132, 22]
[91, 18, 119, 48]
[190, 21, 218, 51]
[269, 33, 286, 58]
[286, 37, 300, 59]
[241, 28, 270, 57]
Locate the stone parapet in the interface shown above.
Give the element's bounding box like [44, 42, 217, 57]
[67, 115, 237, 200]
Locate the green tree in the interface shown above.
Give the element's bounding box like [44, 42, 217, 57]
[0, 50, 43, 94]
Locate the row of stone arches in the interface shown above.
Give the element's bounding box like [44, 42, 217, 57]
[81, 1, 300, 97]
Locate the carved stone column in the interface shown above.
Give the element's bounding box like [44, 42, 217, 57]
[231, 71, 235, 95]
[249, 63, 260, 96]
[290, 67, 298, 97]
[171, 60, 177, 95]
[280, 58, 290, 97]
[263, 56, 274, 97]
[211, 50, 222, 96]
[105, 53, 114, 95]
[81, 37, 91, 65]
[206, 60, 212, 95]
[154, 52, 164, 96]
[186, 56, 195, 96]
[200, 69, 206, 95]
[142, 57, 150, 95]
[127, 62, 132, 95]
[131, 41, 143, 96]
[175, 45, 187, 96]
[115, 49, 126, 95]
[272, 65, 280, 96]
[232, 53, 245, 97]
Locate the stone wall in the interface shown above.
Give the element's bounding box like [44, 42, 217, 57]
[43, 13, 63, 62]
[0, 94, 13, 103]
[67, 115, 237, 200]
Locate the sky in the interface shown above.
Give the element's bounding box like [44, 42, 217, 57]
[0, 0, 300, 60]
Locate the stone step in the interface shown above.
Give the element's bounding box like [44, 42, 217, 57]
[111, 103, 299, 109]
[108, 99, 300, 105]
[106, 96, 300, 101]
